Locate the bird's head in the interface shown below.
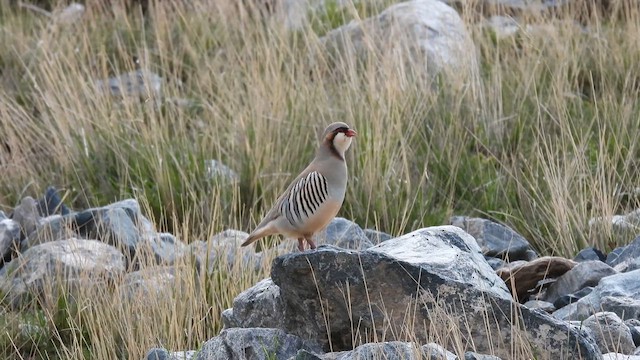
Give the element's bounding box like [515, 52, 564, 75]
[323, 122, 357, 158]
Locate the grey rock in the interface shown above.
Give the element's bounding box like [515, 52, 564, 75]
[0, 238, 125, 308]
[21, 214, 77, 251]
[204, 159, 239, 183]
[12, 197, 41, 238]
[590, 210, 640, 246]
[628, 325, 640, 347]
[210, 229, 249, 248]
[608, 236, 640, 270]
[74, 199, 154, 257]
[553, 270, 640, 321]
[319, 0, 479, 86]
[95, 207, 140, 254]
[145, 348, 196, 360]
[335, 341, 431, 360]
[625, 258, 640, 272]
[195, 327, 319, 360]
[363, 228, 393, 244]
[485, 257, 506, 270]
[607, 246, 627, 267]
[187, 241, 216, 272]
[370, 226, 511, 299]
[524, 249, 539, 261]
[222, 278, 283, 329]
[190, 229, 262, 272]
[464, 352, 503, 360]
[450, 216, 532, 261]
[315, 217, 373, 250]
[270, 226, 601, 359]
[36, 186, 70, 217]
[574, 247, 607, 262]
[602, 354, 640, 360]
[422, 342, 458, 359]
[544, 260, 617, 305]
[582, 312, 635, 354]
[523, 300, 556, 313]
[0, 218, 20, 260]
[553, 287, 594, 309]
[138, 232, 186, 265]
[95, 69, 162, 97]
[599, 296, 640, 322]
[289, 349, 325, 360]
[173, 351, 196, 360]
[145, 348, 171, 360]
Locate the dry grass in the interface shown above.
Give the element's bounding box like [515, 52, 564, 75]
[2, 0, 640, 358]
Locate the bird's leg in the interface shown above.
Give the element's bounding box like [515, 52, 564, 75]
[305, 237, 317, 250]
[297, 238, 305, 252]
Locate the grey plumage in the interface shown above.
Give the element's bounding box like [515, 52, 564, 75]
[241, 122, 357, 252]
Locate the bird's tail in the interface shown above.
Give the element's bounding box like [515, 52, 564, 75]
[241, 224, 274, 247]
[241, 234, 259, 247]
[241, 224, 282, 252]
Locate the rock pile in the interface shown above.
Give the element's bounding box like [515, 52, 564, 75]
[5, 185, 640, 359]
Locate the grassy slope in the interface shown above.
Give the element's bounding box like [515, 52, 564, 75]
[1, 0, 640, 358]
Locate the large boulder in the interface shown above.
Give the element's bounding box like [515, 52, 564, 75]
[0, 238, 125, 308]
[319, 0, 478, 86]
[268, 226, 600, 359]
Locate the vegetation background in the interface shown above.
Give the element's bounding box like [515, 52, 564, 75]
[1, 0, 639, 358]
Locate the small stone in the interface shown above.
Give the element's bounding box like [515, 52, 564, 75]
[464, 352, 503, 360]
[12, 197, 41, 238]
[145, 348, 171, 360]
[582, 312, 635, 354]
[553, 287, 593, 309]
[523, 300, 556, 313]
[574, 247, 607, 262]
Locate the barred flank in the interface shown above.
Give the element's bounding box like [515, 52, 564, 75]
[280, 171, 328, 227]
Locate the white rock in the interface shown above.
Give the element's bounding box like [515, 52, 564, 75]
[320, 0, 478, 85]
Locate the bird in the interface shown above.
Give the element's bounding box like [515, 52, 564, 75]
[241, 122, 357, 252]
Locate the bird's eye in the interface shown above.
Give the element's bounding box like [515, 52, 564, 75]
[337, 127, 348, 133]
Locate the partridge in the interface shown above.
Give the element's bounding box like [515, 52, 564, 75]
[241, 122, 357, 251]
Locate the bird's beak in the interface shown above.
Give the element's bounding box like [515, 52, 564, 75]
[345, 129, 357, 137]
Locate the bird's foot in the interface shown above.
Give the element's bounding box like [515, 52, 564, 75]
[306, 238, 317, 250]
[297, 238, 305, 252]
